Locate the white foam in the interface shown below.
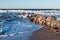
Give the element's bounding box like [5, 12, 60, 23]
[18, 32, 24, 34]
[0, 29, 2, 33]
[9, 33, 15, 36]
[25, 31, 29, 33]
[0, 35, 8, 37]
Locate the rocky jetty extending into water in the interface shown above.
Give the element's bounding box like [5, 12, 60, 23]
[29, 13, 60, 34]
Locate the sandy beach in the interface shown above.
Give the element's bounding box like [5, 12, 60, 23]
[30, 27, 60, 40]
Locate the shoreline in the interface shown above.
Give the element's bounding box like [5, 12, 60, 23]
[30, 27, 60, 40]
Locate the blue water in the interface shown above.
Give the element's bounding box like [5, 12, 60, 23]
[0, 12, 60, 40]
[0, 12, 43, 40]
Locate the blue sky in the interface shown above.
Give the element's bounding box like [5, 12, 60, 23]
[0, 0, 60, 9]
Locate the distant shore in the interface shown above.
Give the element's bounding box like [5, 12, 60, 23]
[0, 9, 60, 11]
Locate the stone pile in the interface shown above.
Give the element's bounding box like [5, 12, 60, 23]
[29, 14, 60, 34]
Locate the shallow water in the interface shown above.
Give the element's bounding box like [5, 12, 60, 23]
[0, 13, 42, 40]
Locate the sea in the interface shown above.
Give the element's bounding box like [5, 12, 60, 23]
[0, 9, 60, 40]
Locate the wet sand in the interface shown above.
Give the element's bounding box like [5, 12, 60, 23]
[30, 27, 60, 40]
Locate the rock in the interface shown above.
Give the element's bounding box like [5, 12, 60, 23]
[46, 16, 56, 22]
[50, 28, 58, 32]
[37, 16, 46, 26]
[33, 14, 44, 24]
[29, 14, 46, 26]
[29, 17, 35, 22]
[56, 18, 60, 21]
[21, 12, 26, 16]
[51, 20, 60, 28]
[46, 16, 56, 29]
[51, 20, 60, 33]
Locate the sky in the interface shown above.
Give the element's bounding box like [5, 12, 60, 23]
[0, 0, 60, 9]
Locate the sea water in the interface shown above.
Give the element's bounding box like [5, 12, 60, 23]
[0, 12, 60, 40]
[0, 12, 43, 40]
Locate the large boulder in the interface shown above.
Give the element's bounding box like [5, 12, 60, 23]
[56, 18, 60, 21]
[51, 20, 60, 33]
[51, 21, 59, 32]
[50, 27, 58, 32]
[29, 17, 35, 22]
[33, 14, 46, 26]
[46, 16, 56, 29]
[36, 15, 46, 26]
[33, 14, 42, 23]
[46, 16, 56, 22]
